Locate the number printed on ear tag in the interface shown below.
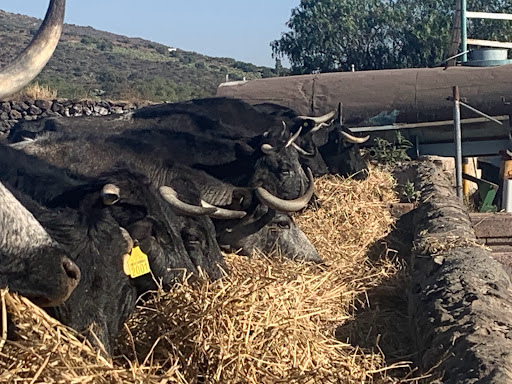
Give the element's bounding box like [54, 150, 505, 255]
[126, 246, 151, 278]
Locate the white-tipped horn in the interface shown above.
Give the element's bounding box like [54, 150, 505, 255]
[159, 186, 217, 216]
[101, 184, 120, 205]
[297, 110, 337, 124]
[0, 182, 55, 250]
[340, 130, 370, 144]
[292, 142, 316, 157]
[285, 124, 302, 148]
[310, 121, 332, 133]
[201, 201, 247, 219]
[255, 168, 315, 212]
[261, 143, 276, 155]
[0, 0, 66, 99]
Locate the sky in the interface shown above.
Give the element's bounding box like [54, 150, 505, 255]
[1, 0, 298, 68]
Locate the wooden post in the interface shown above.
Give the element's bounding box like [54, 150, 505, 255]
[463, 158, 469, 196]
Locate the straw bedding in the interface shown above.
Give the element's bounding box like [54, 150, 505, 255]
[0, 166, 417, 383]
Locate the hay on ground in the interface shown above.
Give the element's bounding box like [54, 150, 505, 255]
[1, 166, 419, 383]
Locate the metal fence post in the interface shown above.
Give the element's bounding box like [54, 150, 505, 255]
[461, 0, 467, 62]
[453, 86, 463, 200]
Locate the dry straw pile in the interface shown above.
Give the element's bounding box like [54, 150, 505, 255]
[0, 166, 414, 383]
[12, 82, 58, 101]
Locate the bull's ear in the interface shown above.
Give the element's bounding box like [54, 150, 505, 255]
[119, 227, 134, 253]
[231, 188, 254, 210]
[101, 184, 120, 205]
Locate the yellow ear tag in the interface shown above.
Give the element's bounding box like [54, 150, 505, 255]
[125, 246, 151, 278]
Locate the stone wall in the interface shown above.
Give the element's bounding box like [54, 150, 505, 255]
[408, 160, 512, 383]
[0, 99, 149, 133]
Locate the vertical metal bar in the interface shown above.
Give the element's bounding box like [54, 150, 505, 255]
[453, 86, 463, 200]
[461, 0, 468, 62]
[503, 179, 512, 212]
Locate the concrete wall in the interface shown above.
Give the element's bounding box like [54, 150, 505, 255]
[408, 160, 512, 383]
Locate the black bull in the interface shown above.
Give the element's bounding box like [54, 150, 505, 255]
[0, 0, 83, 309]
[10, 130, 322, 263]
[0, 144, 227, 353]
[129, 97, 370, 178]
[0, 182, 80, 307]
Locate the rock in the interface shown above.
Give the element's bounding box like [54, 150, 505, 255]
[0, 102, 11, 113]
[70, 104, 83, 116]
[11, 101, 30, 112]
[9, 110, 22, 120]
[41, 109, 58, 117]
[98, 100, 110, 109]
[28, 105, 42, 116]
[34, 99, 53, 110]
[0, 120, 11, 132]
[51, 102, 64, 113]
[93, 105, 109, 116]
[122, 103, 135, 110]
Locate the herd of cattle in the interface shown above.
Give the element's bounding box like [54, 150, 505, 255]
[0, 0, 370, 354]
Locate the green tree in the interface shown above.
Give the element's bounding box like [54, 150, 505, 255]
[396, 0, 453, 68]
[272, 0, 512, 74]
[271, 0, 403, 73]
[274, 58, 290, 76]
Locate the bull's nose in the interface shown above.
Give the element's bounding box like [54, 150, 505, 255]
[62, 257, 81, 283]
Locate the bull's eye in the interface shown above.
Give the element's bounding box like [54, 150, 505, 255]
[274, 220, 291, 229]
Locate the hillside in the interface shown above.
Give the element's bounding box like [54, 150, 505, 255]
[0, 9, 281, 102]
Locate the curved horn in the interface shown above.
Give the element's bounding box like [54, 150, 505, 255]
[340, 129, 370, 144]
[255, 168, 315, 212]
[159, 186, 217, 216]
[201, 201, 247, 219]
[310, 121, 331, 133]
[261, 143, 276, 155]
[292, 142, 316, 157]
[285, 124, 302, 148]
[297, 110, 336, 124]
[0, 0, 66, 99]
[262, 122, 302, 153]
[101, 184, 120, 205]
